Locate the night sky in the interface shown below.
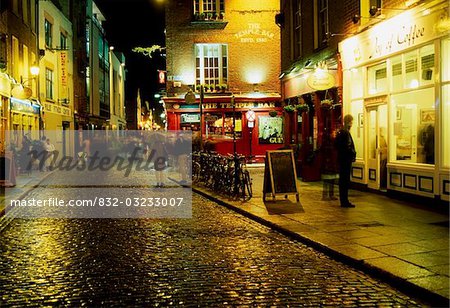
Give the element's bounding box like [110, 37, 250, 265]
[95, 0, 166, 105]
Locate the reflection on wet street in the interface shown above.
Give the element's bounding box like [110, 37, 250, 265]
[1, 180, 425, 306]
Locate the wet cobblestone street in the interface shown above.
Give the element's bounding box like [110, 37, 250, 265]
[0, 174, 428, 306]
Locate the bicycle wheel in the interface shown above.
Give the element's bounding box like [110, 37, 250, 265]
[242, 170, 252, 200]
[192, 162, 201, 182]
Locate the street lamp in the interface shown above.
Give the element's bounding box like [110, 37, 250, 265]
[246, 109, 256, 163]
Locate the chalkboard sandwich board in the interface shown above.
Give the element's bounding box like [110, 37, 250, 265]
[263, 149, 299, 202]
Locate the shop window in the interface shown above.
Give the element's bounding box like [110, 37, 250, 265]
[44, 19, 52, 48]
[206, 113, 223, 137]
[405, 51, 418, 89]
[180, 113, 200, 131]
[443, 85, 450, 168]
[195, 44, 228, 87]
[350, 67, 363, 99]
[391, 87, 434, 164]
[350, 100, 364, 159]
[224, 112, 242, 138]
[367, 62, 387, 95]
[390, 55, 402, 92]
[420, 45, 434, 86]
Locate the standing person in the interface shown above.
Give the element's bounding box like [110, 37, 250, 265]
[20, 134, 32, 174]
[335, 114, 356, 208]
[79, 137, 91, 164]
[151, 133, 168, 187]
[175, 133, 190, 186]
[38, 136, 47, 171]
[44, 138, 56, 171]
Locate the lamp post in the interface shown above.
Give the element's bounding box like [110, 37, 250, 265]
[246, 109, 256, 163]
[200, 85, 204, 150]
[231, 95, 239, 195]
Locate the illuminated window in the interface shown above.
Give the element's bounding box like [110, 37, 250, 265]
[367, 62, 387, 95]
[391, 88, 434, 164]
[193, 0, 224, 15]
[45, 68, 53, 100]
[390, 44, 434, 91]
[12, 36, 19, 81]
[195, 44, 228, 87]
[44, 19, 53, 48]
[205, 112, 242, 139]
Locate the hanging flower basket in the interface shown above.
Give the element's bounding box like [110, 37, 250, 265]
[269, 110, 278, 117]
[320, 99, 333, 108]
[283, 105, 295, 113]
[296, 104, 309, 113]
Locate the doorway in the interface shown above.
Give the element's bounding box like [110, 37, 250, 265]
[366, 104, 388, 190]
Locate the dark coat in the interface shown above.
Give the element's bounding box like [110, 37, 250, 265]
[335, 129, 356, 165]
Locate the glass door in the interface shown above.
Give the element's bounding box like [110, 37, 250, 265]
[366, 104, 388, 190]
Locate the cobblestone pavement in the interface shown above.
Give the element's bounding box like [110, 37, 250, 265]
[0, 174, 429, 306]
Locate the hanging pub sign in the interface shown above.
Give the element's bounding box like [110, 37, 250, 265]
[258, 116, 284, 144]
[307, 70, 336, 91]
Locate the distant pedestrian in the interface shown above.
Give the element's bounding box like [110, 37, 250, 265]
[335, 114, 356, 208]
[38, 136, 47, 171]
[174, 133, 191, 186]
[44, 138, 56, 171]
[150, 133, 168, 187]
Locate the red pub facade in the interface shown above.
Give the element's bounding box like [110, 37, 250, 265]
[163, 0, 283, 161]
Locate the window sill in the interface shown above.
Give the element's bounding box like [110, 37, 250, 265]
[190, 20, 228, 29]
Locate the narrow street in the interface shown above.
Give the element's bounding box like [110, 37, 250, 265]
[0, 174, 427, 306]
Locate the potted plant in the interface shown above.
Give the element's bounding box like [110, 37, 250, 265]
[296, 104, 309, 113]
[269, 110, 278, 117]
[195, 84, 202, 92]
[220, 84, 227, 92]
[284, 105, 295, 113]
[320, 99, 333, 108]
[214, 84, 221, 92]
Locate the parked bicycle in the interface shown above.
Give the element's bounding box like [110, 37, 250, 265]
[191, 151, 252, 201]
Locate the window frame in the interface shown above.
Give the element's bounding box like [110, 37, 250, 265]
[44, 19, 53, 48]
[60, 32, 67, 50]
[292, 0, 302, 60]
[45, 68, 54, 100]
[314, 0, 329, 49]
[193, 0, 224, 14]
[195, 43, 228, 87]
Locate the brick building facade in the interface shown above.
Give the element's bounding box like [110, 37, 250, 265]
[280, 0, 449, 202]
[164, 0, 284, 160]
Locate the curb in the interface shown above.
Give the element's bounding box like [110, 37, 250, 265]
[192, 186, 449, 307]
[0, 171, 54, 218]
